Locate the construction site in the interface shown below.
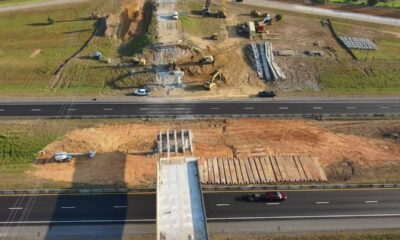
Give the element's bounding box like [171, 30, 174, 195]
[30, 119, 400, 188]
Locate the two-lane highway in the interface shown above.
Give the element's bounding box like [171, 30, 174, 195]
[0, 100, 399, 117]
[1, 189, 400, 224]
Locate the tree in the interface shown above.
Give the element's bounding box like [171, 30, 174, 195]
[275, 14, 283, 22]
[367, 0, 378, 6]
[47, 17, 55, 25]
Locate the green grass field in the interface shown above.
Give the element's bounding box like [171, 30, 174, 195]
[0, 0, 45, 7]
[0, 0, 119, 96]
[319, 20, 400, 94]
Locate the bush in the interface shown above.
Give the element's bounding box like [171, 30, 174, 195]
[47, 17, 55, 25]
[275, 14, 283, 22]
[367, 0, 378, 5]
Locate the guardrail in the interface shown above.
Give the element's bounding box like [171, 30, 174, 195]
[0, 183, 399, 195]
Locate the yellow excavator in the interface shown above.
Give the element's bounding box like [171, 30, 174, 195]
[204, 69, 225, 90]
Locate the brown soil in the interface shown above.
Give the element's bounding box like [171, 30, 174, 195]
[33, 119, 400, 187]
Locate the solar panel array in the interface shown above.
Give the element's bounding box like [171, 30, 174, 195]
[339, 36, 377, 50]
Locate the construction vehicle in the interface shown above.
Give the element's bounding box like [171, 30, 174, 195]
[199, 55, 214, 64]
[203, 0, 226, 18]
[54, 151, 96, 162]
[204, 33, 218, 40]
[203, 0, 211, 15]
[204, 69, 224, 90]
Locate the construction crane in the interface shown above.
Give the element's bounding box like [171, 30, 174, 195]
[54, 151, 96, 162]
[204, 69, 224, 90]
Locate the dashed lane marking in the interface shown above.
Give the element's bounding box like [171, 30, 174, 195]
[313, 107, 323, 110]
[8, 207, 23, 210]
[113, 206, 128, 208]
[316, 201, 330, 205]
[244, 107, 254, 110]
[210, 107, 220, 110]
[279, 107, 289, 110]
[346, 106, 357, 109]
[365, 200, 378, 204]
[266, 202, 280, 205]
[31, 109, 41, 111]
[103, 108, 113, 111]
[216, 203, 230, 207]
[61, 206, 76, 209]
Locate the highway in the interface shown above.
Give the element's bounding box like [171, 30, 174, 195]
[1, 189, 400, 224]
[2, 189, 400, 239]
[0, 100, 399, 118]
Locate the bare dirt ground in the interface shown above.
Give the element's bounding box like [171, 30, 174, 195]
[32, 119, 400, 187]
[148, 1, 347, 98]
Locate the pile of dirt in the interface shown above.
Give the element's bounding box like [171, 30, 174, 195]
[33, 119, 400, 186]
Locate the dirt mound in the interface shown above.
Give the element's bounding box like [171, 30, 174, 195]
[33, 119, 400, 186]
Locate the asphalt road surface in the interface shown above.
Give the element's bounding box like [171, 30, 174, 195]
[0, 100, 399, 118]
[1, 189, 400, 224]
[241, 0, 400, 26]
[2, 189, 400, 239]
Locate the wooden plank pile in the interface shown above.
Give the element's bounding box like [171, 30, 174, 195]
[198, 155, 327, 185]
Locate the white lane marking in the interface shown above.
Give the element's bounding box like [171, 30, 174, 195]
[103, 108, 113, 111]
[31, 109, 41, 111]
[346, 106, 356, 109]
[244, 107, 254, 110]
[173, 108, 189, 110]
[0, 219, 155, 224]
[67, 109, 77, 111]
[0, 109, 4, 112]
[8, 207, 23, 210]
[313, 107, 323, 110]
[365, 200, 378, 204]
[266, 202, 280, 205]
[139, 108, 150, 111]
[113, 206, 128, 208]
[380, 107, 390, 109]
[61, 206, 76, 209]
[3, 213, 400, 224]
[216, 203, 230, 207]
[316, 201, 330, 205]
[207, 213, 400, 221]
[210, 107, 220, 110]
[279, 107, 289, 110]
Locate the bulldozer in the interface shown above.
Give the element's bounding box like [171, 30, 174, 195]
[204, 69, 224, 90]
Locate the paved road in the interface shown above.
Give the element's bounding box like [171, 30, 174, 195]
[0, 0, 88, 13]
[0, 100, 399, 118]
[240, 0, 400, 26]
[1, 189, 400, 224]
[2, 189, 400, 238]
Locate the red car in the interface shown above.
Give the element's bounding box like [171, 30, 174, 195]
[265, 191, 287, 201]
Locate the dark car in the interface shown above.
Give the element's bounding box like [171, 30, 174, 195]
[258, 91, 276, 98]
[242, 192, 287, 202]
[243, 193, 265, 202]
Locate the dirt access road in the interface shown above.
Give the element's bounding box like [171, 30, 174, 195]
[0, 0, 89, 12]
[240, 0, 400, 26]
